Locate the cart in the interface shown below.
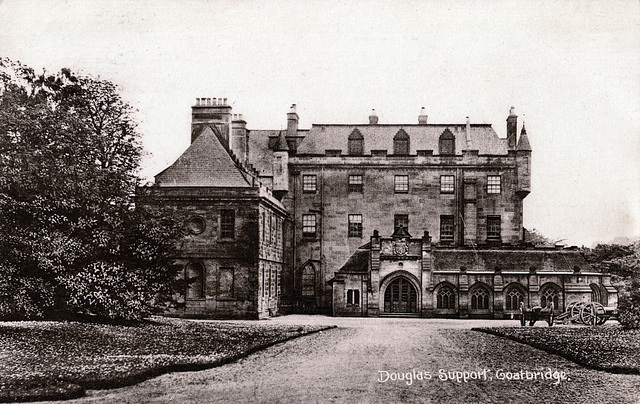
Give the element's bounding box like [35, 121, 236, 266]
[519, 301, 555, 327]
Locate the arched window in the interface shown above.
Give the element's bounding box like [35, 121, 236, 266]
[301, 263, 315, 297]
[436, 284, 456, 309]
[439, 129, 455, 155]
[186, 262, 205, 299]
[393, 129, 410, 155]
[540, 284, 559, 309]
[590, 284, 603, 304]
[471, 285, 490, 310]
[504, 284, 526, 311]
[348, 128, 364, 156]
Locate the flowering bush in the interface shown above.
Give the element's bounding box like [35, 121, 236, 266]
[60, 262, 156, 321]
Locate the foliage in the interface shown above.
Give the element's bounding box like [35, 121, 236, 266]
[0, 317, 333, 402]
[477, 326, 640, 374]
[523, 228, 560, 247]
[618, 274, 640, 329]
[583, 242, 640, 276]
[0, 58, 183, 321]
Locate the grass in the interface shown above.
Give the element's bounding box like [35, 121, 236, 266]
[474, 324, 640, 374]
[0, 316, 335, 402]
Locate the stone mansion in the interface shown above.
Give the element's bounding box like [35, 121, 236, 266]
[144, 98, 617, 319]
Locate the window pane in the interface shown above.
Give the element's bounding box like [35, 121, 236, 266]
[487, 216, 501, 239]
[440, 215, 454, 241]
[440, 175, 455, 194]
[218, 267, 234, 299]
[348, 214, 363, 237]
[302, 265, 315, 296]
[348, 175, 363, 193]
[221, 210, 235, 238]
[302, 214, 316, 237]
[303, 175, 317, 192]
[394, 175, 408, 193]
[394, 214, 409, 233]
[487, 175, 501, 194]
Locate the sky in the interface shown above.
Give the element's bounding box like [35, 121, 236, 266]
[1, 0, 639, 247]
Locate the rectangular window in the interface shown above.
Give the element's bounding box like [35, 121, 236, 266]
[394, 214, 409, 233]
[218, 267, 234, 300]
[487, 216, 501, 239]
[303, 174, 317, 193]
[347, 289, 360, 305]
[348, 174, 363, 193]
[440, 215, 455, 242]
[220, 209, 235, 238]
[394, 175, 409, 193]
[440, 175, 455, 194]
[302, 214, 317, 237]
[348, 214, 363, 238]
[487, 175, 501, 194]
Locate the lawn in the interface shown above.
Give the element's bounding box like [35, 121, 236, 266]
[0, 316, 335, 402]
[474, 324, 640, 374]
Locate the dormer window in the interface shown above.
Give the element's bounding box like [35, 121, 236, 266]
[439, 129, 455, 155]
[393, 129, 410, 155]
[348, 128, 364, 156]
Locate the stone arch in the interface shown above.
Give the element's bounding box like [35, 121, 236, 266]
[348, 128, 364, 155]
[393, 129, 410, 155]
[433, 281, 457, 310]
[380, 270, 421, 314]
[469, 282, 493, 312]
[185, 261, 205, 299]
[590, 283, 607, 305]
[503, 282, 527, 311]
[439, 129, 455, 155]
[300, 261, 317, 298]
[539, 282, 562, 310]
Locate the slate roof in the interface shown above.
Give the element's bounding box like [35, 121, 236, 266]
[517, 124, 532, 151]
[296, 124, 508, 155]
[336, 249, 369, 274]
[155, 127, 251, 187]
[431, 250, 593, 272]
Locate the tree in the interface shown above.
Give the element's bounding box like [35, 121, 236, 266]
[0, 59, 184, 321]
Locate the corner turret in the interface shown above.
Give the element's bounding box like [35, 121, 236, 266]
[516, 122, 531, 198]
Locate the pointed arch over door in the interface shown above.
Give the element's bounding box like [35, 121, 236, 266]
[383, 277, 418, 313]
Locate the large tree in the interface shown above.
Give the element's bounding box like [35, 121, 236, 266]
[0, 59, 183, 320]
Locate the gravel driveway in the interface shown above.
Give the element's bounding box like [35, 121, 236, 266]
[46, 316, 640, 404]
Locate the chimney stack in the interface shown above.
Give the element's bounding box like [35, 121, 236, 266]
[507, 106, 517, 149]
[418, 107, 428, 124]
[191, 96, 232, 144]
[369, 109, 378, 124]
[287, 104, 299, 136]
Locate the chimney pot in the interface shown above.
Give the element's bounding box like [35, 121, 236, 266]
[223, 98, 228, 105]
[369, 109, 378, 124]
[418, 107, 428, 124]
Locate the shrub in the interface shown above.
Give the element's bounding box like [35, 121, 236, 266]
[618, 274, 640, 329]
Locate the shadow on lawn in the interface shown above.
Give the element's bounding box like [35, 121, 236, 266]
[1, 325, 336, 403]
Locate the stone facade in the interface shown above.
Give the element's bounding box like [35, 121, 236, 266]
[149, 98, 617, 319]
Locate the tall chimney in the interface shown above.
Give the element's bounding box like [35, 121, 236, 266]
[418, 107, 428, 124]
[507, 106, 517, 150]
[191, 96, 232, 145]
[287, 104, 299, 136]
[369, 109, 378, 124]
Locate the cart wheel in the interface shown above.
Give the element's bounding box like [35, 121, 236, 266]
[581, 302, 605, 326]
[570, 302, 584, 324]
[548, 312, 554, 327]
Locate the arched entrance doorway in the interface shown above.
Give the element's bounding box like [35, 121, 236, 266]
[384, 277, 418, 313]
